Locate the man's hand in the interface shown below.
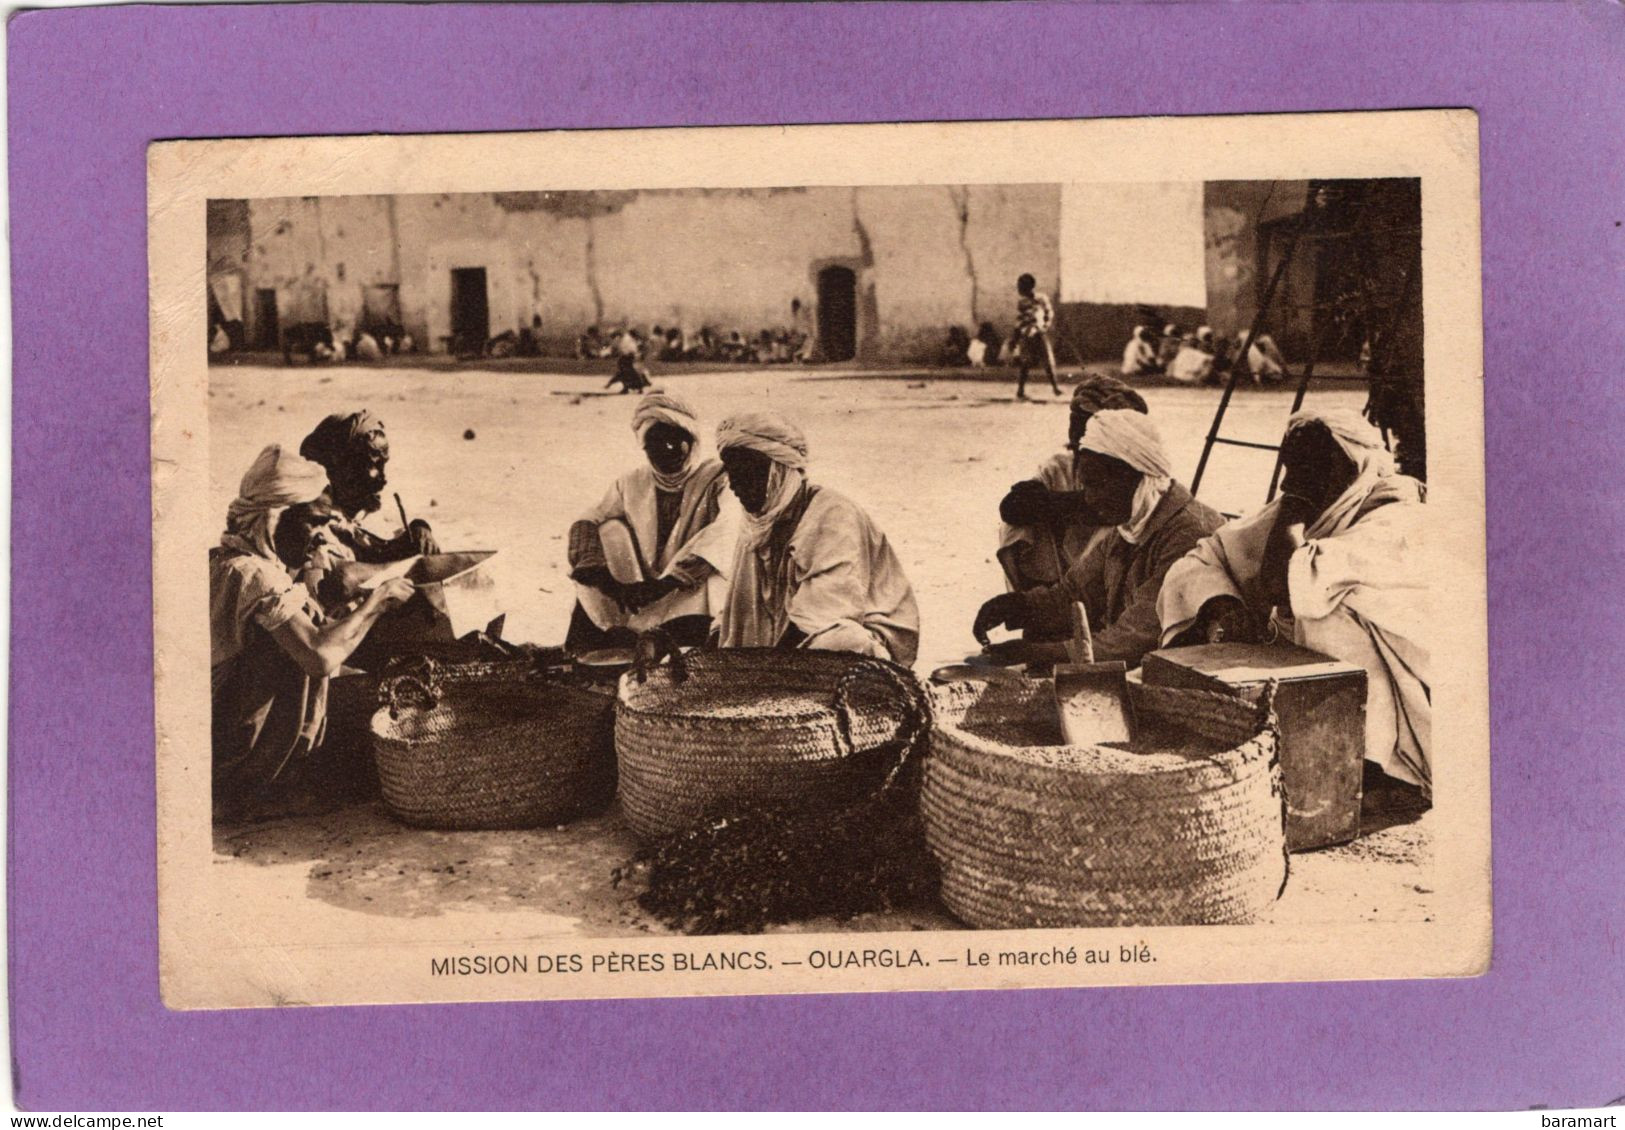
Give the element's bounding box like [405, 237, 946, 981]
[1196, 596, 1262, 645]
[369, 576, 416, 612]
[621, 577, 681, 613]
[980, 639, 1038, 667]
[999, 480, 1055, 527]
[1261, 495, 1314, 608]
[632, 627, 685, 685]
[406, 519, 439, 556]
[973, 592, 1028, 647]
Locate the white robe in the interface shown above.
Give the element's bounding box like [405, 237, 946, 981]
[719, 485, 919, 665]
[1157, 484, 1432, 794]
[1248, 334, 1286, 380]
[575, 460, 738, 632]
[1166, 344, 1215, 384]
[1122, 336, 1159, 377]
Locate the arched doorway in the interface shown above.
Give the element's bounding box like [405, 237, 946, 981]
[816, 266, 857, 362]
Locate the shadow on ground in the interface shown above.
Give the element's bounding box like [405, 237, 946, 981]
[214, 801, 657, 932]
[213, 798, 962, 935]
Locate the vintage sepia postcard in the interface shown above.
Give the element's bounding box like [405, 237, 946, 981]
[150, 111, 1489, 1010]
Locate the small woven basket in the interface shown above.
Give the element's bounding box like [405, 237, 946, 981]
[370, 658, 616, 830]
[615, 649, 926, 840]
[922, 677, 1287, 929]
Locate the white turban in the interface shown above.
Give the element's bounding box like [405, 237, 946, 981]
[223, 444, 330, 560]
[716, 410, 809, 470]
[1079, 408, 1173, 480]
[1286, 408, 1406, 539]
[631, 388, 699, 441]
[1287, 407, 1392, 469]
[1079, 409, 1174, 546]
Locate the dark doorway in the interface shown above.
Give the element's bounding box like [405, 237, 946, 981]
[252, 289, 279, 350]
[450, 268, 490, 354]
[816, 266, 857, 362]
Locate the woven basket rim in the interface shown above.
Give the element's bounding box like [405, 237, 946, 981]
[370, 679, 610, 745]
[615, 648, 899, 727]
[934, 723, 1266, 776]
[929, 678, 1269, 776]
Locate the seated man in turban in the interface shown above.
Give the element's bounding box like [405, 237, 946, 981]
[297, 410, 439, 566]
[567, 390, 737, 651]
[996, 376, 1151, 624]
[1157, 408, 1431, 798]
[1155, 323, 1184, 370]
[211, 445, 415, 821]
[974, 409, 1224, 667]
[1121, 325, 1162, 378]
[1166, 326, 1217, 385]
[1246, 331, 1288, 383]
[713, 411, 920, 665]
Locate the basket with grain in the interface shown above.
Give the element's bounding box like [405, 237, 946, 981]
[921, 676, 1288, 929]
[614, 649, 928, 841]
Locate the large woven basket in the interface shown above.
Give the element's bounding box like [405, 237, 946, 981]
[370, 658, 616, 830]
[921, 677, 1287, 929]
[615, 649, 927, 840]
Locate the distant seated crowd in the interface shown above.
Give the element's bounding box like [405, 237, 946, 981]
[261, 320, 417, 364]
[1121, 322, 1287, 385]
[578, 323, 815, 366]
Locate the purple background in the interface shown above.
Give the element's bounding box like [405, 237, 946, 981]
[9, 2, 1623, 1112]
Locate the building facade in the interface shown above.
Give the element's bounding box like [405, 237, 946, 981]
[206, 185, 1063, 364]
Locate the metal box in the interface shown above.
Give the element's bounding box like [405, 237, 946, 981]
[1142, 642, 1367, 852]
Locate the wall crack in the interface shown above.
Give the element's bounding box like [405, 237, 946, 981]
[583, 215, 605, 326]
[949, 185, 980, 325]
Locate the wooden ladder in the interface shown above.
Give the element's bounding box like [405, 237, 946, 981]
[1189, 185, 1418, 507]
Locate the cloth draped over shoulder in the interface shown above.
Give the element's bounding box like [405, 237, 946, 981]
[211, 444, 332, 815]
[1156, 407, 1433, 794]
[570, 459, 737, 631]
[996, 451, 1108, 590]
[716, 412, 919, 664]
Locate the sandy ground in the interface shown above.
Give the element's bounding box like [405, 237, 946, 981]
[206, 361, 1431, 936]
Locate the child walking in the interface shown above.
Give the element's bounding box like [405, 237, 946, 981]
[1013, 273, 1062, 400]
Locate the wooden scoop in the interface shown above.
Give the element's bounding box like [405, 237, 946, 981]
[1053, 602, 1134, 745]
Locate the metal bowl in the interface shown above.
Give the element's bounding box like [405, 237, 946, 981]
[575, 647, 635, 681]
